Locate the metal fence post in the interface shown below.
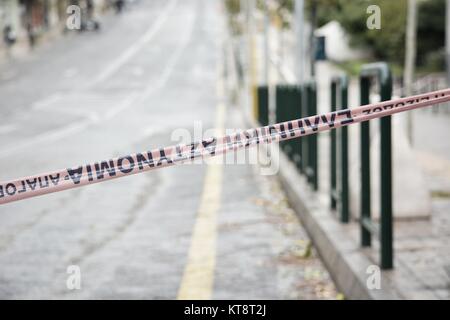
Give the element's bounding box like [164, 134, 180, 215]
[257, 85, 269, 126]
[331, 81, 337, 210]
[360, 76, 371, 247]
[290, 86, 303, 169]
[330, 75, 349, 223]
[301, 85, 309, 175]
[379, 68, 393, 270]
[304, 81, 318, 191]
[340, 78, 349, 223]
[359, 62, 393, 269]
[286, 86, 295, 160]
[276, 84, 286, 152]
[309, 82, 318, 191]
[276, 84, 303, 167]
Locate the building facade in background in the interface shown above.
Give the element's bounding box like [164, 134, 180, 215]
[0, 0, 109, 58]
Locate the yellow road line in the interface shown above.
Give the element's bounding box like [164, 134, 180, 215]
[177, 82, 225, 300]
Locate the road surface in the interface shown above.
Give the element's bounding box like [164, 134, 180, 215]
[0, 0, 336, 299]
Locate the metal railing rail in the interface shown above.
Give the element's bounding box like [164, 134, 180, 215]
[265, 83, 318, 190]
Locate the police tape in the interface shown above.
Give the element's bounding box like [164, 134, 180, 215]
[1, 88, 449, 205]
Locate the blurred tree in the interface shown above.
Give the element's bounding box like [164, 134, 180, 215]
[313, 0, 444, 69]
[332, 0, 407, 64]
[277, 0, 294, 12]
[416, 0, 445, 69]
[290, 0, 444, 71]
[276, 0, 294, 28]
[225, 0, 242, 35]
[225, 0, 241, 15]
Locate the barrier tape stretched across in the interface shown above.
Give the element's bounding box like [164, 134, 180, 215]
[1, 89, 449, 205]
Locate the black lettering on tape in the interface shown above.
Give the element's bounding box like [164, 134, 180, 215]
[190, 142, 200, 159]
[38, 176, 49, 189]
[234, 133, 244, 149]
[86, 164, 93, 182]
[136, 152, 155, 170]
[245, 129, 260, 145]
[225, 135, 233, 150]
[287, 121, 296, 136]
[67, 166, 83, 184]
[268, 126, 277, 138]
[49, 174, 60, 186]
[6, 183, 16, 196]
[279, 124, 288, 138]
[174, 145, 187, 161]
[26, 178, 37, 190]
[321, 113, 336, 128]
[304, 116, 320, 132]
[243, 131, 252, 146]
[373, 107, 383, 112]
[338, 109, 354, 126]
[95, 160, 116, 180]
[118, 156, 135, 174]
[18, 181, 26, 194]
[156, 149, 173, 166]
[202, 138, 217, 155]
[297, 120, 306, 135]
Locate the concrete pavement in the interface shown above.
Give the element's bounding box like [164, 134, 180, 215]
[262, 23, 450, 299]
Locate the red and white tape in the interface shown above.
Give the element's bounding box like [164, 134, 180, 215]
[1, 88, 449, 205]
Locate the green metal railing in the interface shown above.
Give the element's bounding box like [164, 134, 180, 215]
[266, 63, 394, 269]
[257, 85, 269, 126]
[303, 82, 318, 191]
[359, 62, 393, 269]
[275, 85, 290, 157]
[274, 84, 303, 168]
[330, 75, 349, 223]
[271, 83, 317, 190]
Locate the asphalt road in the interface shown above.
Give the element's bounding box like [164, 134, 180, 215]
[0, 0, 336, 299]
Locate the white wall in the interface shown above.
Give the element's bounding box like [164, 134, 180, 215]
[315, 20, 370, 62]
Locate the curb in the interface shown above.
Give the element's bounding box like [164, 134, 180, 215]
[275, 149, 403, 299]
[239, 107, 402, 299]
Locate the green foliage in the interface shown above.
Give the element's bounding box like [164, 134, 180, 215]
[225, 0, 242, 36]
[304, 0, 445, 70]
[275, 0, 294, 12]
[276, 0, 295, 29]
[306, 0, 342, 26]
[269, 0, 445, 71]
[225, 0, 241, 15]
[256, 0, 266, 11]
[332, 0, 407, 64]
[416, 0, 445, 69]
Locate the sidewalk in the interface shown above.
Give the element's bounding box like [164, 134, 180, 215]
[247, 25, 450, 299]
[225, 20, 340, 301]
